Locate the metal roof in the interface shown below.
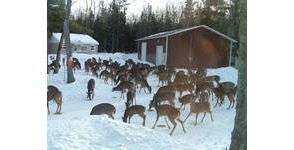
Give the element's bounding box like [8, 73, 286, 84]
[135, 25, 237, 43]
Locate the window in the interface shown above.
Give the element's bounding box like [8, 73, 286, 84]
[91, 46, 95, 51]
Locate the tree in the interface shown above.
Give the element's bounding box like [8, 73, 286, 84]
[47, 0, 65, 37]
[180, 0, 195, 27]
[229, 0, 246, 149]
[64, 0, 75, 83]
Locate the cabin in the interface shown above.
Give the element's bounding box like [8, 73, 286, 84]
[48, 33, 99, 54]
[136, 25, 238, 68]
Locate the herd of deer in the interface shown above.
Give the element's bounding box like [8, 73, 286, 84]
[47, 57, 237, 136]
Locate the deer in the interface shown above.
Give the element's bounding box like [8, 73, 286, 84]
[212, 83, 237, 109]
[195, 80, 215, 99]
[47, 85, 62, 114]
[72, 57, 81, 70]
[157, 84, 177, 94]
[87, 79, 95, 100]
[137, 77, 152, 94]
[122, 102, 146, 126]
[148, 92, 176, 111]
[184, 92, 213, 125]
[150, 101, 186, 136]
[90, 103, 116, 119]
[202, 75, 221, 85]
[178, 94, 197, 110]
[157, 71, 172, 86]
[126, 89, 136, 105]
[112, 81, 135, 99]
[175, 83, 195, 97]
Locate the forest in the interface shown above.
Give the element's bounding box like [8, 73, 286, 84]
[48, 0, 239, 54]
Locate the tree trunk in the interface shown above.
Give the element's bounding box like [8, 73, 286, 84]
[229, 0, 247, 149]
[64, 0, 75, 83]
[53, 32, 65, 74]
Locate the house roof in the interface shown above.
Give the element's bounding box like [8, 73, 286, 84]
[49, 33, 99, 45]
[135, 25, 237, 43]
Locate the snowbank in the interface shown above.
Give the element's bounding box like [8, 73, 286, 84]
[48, 116, 194, 150]
[48, 52, 238, 150]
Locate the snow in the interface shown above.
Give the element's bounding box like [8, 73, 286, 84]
[50, 33, 99, 45]
[48, 53, 238, 150]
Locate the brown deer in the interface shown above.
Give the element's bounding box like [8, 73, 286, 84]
[47, 85, 62, 114]
[178, 94, 197, 110]
[100, 70, 115, 84]
[158, 71, 172, 86]
[202, 75, 221, 85]
[148, 92, 176, 110]
[138, 77, 152, 94]
[126, 89, 136, 105]
[175, 83, 195, 96]
[90, 103, 116, 119]
[112, 81, 135, 99]
[184, 93, 213, 125]
[212, 83, 237, 109]
[150, 101, 186, 136]
[87, 79, 95, 100]
[157, 84, 176, 94]
[122, 102, 146, 126]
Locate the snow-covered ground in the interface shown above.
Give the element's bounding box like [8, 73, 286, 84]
[47, 53, 238, 150]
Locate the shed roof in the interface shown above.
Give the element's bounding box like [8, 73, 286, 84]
[49, 33, 99, 45]
[135, 25, 237, 43]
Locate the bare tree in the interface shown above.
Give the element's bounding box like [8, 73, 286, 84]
[64, 0, 75, 83]
[53, 32, 64, 74]
[229, 0, 246, 149]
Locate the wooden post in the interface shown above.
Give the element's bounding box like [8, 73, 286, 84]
[165, 36, 169, 66]
[229, 41, 233, 66]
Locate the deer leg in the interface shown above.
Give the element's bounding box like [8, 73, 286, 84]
[227, 97, 232, 110]
[55, 102, 59, 114]
[152, 115, 160, 129]
[177, 118, 186, 133]
[201, 112, 207, 123]
[214, 99, 218, 108]
[142, 114, 146, 126]
[194, 113, 199, 126]
[169, 118, 177, 136]
[109, 114, 114, 120]
[229, 94, 235, 109]
[128, 115, 132, 124]
[47, 102, 50, 114]
[209, 111, 214, 121]
[232, 99, 236, 109]
[58, 103, 62, 114]
[184, 112, 192, 123]
[164, 117, 171, 129]
[180, 103, 183, 110]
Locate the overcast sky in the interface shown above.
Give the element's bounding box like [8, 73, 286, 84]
[72, 0, 185, 17]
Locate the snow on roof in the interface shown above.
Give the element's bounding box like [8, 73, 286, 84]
[136, 25, 237, 43]
[50, 33, 99, 45]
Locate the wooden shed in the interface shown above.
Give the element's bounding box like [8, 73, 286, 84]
[136, 25, 237, 68]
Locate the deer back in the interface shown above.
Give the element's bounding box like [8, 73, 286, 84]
[90, 103, 116, 115]
[190, 101, 211, 113]
[47, 85, 62, 102]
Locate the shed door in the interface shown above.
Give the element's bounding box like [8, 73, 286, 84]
[156, 45, 165, 66]
[141, 42, 147, 61]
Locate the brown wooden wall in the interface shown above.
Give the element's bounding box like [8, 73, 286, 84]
[167, 27, 230, 69]
[139, 37, 166, 64]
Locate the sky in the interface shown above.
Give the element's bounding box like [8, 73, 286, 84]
[71, 0, 185, 17]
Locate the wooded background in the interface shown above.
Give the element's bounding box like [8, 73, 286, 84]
[48, 0, 239, 56]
